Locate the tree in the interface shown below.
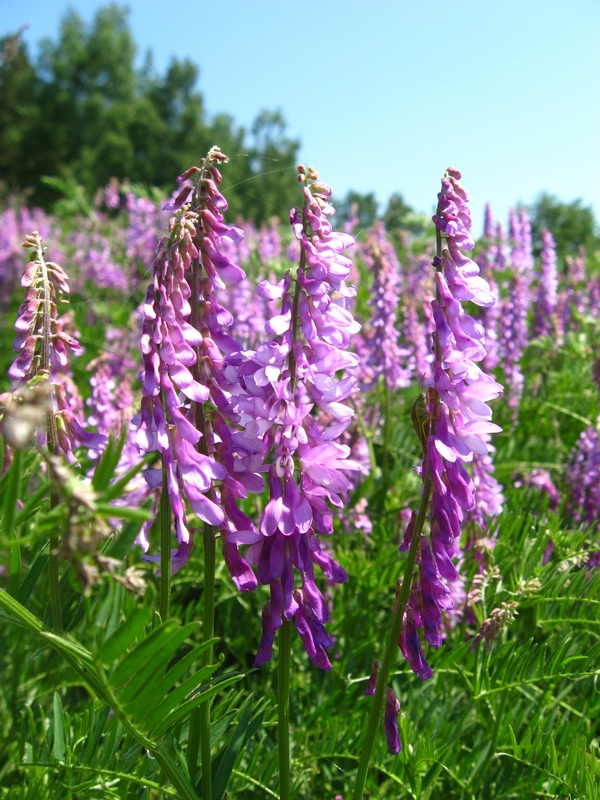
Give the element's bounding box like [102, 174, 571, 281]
[528, 193, 599, 261]
[0, 28, 40, 201]
[0, 4, 302, 221]
[335, 190, 379, 230]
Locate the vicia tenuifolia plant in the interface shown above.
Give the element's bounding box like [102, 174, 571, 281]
[352, 168, 503, 798]
[226, 165, 362, 798]
[134, 146, 263, 791]
[4, 231, 106, 630]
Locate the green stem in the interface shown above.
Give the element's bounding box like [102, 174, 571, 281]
[33, 234, 63, 634]
[277, 619, 293, 800]
[352, 467, 432, 799]
[159, 466, 172, 621]
[382, 381, 391, 490]
[188, 523, 216, 794]
[6, 449, 22, 599]
[48, 533, 62, 632]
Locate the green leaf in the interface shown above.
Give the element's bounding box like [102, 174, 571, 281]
[52, 692, 66, 762]
[39, 632, 96, 669]
[112, 621, 199, 702]
[151, 673, 244, 740]
[141, 662, 219, 732]
[102, 455, 152, 503]
[2, 448, 22, 537]
[91, 431, 126, 492]
[95, 501, 152, 523]
[135, 641, 217, 730]
[0, 586, 44, 632]
[98, 604, 152, 665]
[212, 697, 254, 800]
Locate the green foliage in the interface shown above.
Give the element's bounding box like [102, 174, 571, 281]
[336, 189, 379, 230]
[529, 191, 600, 262]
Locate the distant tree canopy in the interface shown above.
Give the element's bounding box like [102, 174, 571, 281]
[0, 4, 300, 222]
[528, 193, 600, 261]
[335, 190, 379, 230]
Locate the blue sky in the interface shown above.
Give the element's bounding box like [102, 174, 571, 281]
[2, 0, 599, 235]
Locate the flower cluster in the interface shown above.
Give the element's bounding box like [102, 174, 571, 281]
[533, 229, 559, 340]
[500, 208, 534, 416]
[565, 418, 600, 536]
[134, 148, 261, 577]
[400, 169, 503, 680]
[229, 166, 363, 667]
[359, 221, 412, 390]
[8, 231, 105, 460]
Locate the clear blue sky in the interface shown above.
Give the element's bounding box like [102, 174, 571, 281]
[2, 0, 599, 235]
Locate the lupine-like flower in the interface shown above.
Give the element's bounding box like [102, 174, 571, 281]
[500, 208, 534, 417]
[514, 468, 560, 511]
[257, 217, 283, 264]
[66, 217, 129, 296]
[0, 208, 61, 303]
[8, 231, 106, 460]
[360, 221, 413, 390]
[466, 441, 505, 541]
[134, 147, 262, 578]
[565, 419, 600, 535]
[475, 207, 505, 372]
[533, 229, 559, 339]
[400, 169, 503, 680]
[229, 166, 363, 668]
[125, 193, 166, 270]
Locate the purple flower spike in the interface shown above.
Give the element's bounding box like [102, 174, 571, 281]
[500, 208, 534, 420]
[233, 166, 362, 668]
[565, 419, 600, 541]
[399, 169, 503, 681]
[134, 147, 262, 580]
[533, 229, 559, 340]
[8, 232, 106, 460]
[360, 222, 413, 390]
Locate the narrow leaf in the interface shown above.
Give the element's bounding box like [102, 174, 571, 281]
[212, 698, 254, 800]
[52, 692, 66, 762]
[98, 604, 152, 665]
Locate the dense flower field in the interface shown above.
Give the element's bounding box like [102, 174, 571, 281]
[0, 151, 599, 799]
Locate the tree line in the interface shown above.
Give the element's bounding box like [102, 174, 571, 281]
[0, 4, 303, 222]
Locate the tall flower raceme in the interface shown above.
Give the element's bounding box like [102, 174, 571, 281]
[229, 166, 363, 669]
[500, 208, 534, 417]
[84, 324, 152, 520]
[532, 229, 560, 340]
[565, 418, 600, 540]
[8, 232, 107, 460]
[397, 168, 503, 679]
[475, 206, 504, 372]
[257, 216, 283, 264]
[353, 171, 503, 797]
[559, 246, 587, 333]
[359, 221, 413, 391]
[400, 250, 436, 385]
[134, 147, 262, 585]
[0, 208, 61, 304]
[3, 232, 107, 633]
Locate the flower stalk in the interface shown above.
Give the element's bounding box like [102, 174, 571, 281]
[352, 457, 432, 798]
